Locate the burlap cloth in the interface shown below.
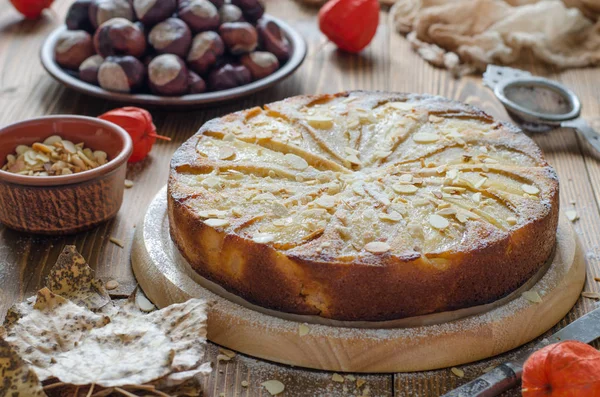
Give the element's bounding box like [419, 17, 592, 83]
[390, 0, 600, 74]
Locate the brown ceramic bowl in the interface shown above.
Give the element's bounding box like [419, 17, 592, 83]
[0, 116, 132, 234]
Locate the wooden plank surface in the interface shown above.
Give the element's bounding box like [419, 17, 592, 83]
[0, 0, 599, 395]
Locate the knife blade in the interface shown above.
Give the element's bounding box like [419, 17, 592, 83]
[441, 306, 600, 397]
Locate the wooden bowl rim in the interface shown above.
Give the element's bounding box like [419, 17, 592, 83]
[0, 115, 133, 187]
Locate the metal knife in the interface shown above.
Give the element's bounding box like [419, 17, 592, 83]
[442, 306, 600, 397]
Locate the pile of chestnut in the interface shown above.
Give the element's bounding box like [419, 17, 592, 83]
[55, 0, 292, 96]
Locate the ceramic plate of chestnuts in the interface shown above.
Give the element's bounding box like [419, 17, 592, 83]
[40, 0, 307, 107]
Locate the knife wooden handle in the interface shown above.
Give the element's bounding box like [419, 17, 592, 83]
[441, 363, 522, 397]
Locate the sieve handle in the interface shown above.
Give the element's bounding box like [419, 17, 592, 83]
[562, 118, 600, 155]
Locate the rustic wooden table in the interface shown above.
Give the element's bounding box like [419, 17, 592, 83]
[1, 0, 599, 396]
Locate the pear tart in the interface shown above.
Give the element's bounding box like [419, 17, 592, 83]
[168, 91, 559, 321]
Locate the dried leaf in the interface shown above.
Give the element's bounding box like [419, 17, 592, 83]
[0, 339, 46, 396]
[45, 245, 110, 311]
[3, 288, 110, 382]
[4, 287, 210, 388]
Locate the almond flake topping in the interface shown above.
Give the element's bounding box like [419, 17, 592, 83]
[474, 177, 487, 189]
[429, 214, 449, 229]
[507, 216, 518, 225]
[332, 373, 345, 383]
[379, 211, 402, 222]
[392, 184, 418, 194]
[306, 115, 334, 129]
[299, 324, 310, 336]
[521, 184, 540, 195]
[205, 218, 229, 228]
[472, 192, 482, 203]
[316, 195, 337, 209]
[398, 174, 413, 183]
[451, 367, 465, 378]
[253, 233, 274, 243]
[218, 147, 236, 160]
[413, 133, 439, 144]
[284, 153, 309, 170]
[364, 241, 391, 254]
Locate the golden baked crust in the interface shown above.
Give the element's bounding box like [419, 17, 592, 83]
[168, 91, 559, 321]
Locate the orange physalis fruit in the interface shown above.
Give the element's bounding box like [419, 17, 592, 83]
[318, 0, 380, 53]
[522, 340, 600, 397]
[98, 107, 170, 163]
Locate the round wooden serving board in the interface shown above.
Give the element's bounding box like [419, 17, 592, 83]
[132, 187, 585, 373]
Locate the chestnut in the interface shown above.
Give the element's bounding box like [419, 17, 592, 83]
[78, 54, 104, 84]
[188, 71, 207, 94]
[240, 51, 279, 80]
[66, 0, 94, 32]
[88, 0, 134, 29]
[178, 0, 220, 33]
[148, 54, 189, 96]
[231, 0, 264, 22]
[187, 31, 224, 75]
[149, 18, 191, 58]
[54, 30, 95, 70]
[257, 19, 291, 63]
[208, 63, 251, 91]
[98, 55, 146, 93]
[219, 22, 258, 55]
[132, 0, 176, 26]
[94, 18, 147, 58]
[219, 4, 244, 23]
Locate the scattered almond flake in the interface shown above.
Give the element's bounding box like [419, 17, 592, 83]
[352, 182, 365, 195]
[472, 192, 482, 203]
[124, 179, 134, 188]
[507, 216, 518, 225]
[413, 132, 439, 143]
[398, 173, 413, 183]
[315, 195, 337, 209]
[522, 290, 542, 303]
[217, 354, 232, 362]
[252, 233, 274, 244]
[299, 324, 310, 337]
[356, 379, 366, 388]
[446, 169, 458, 180]
[219, 348, 236, 358]
[332, 373, 345, 383]
[474, 177, 487, 189]
[284, 153, 309, 170]
[345, 375, 356, 381]
[581, 292, 600, 299]
[223, 133, 236, 141]
[198, 209, 228, 218]
[392, 184, 418, 194]
[136, 287, 156, 312]
[429, 214, 450, 230]
[483, 365, 496, 373]
[205, 218, 229, 228]
[451, 367, 465, 378]
[218, 146, 236, 160]
[565, 210, 579, 222]
[109, 237, 125, 248]
[429, 115, 444, 123]
[261, 380, 285, 395]
[105, 280, 119, 290]
[306, 115, 334, 129]
[364, 241, 391, 254]
[521, 184, 540, 195]
[379, 211, 402, 222]
[413, 199, 430, 207]
[241, 380, 249, 387]
[436, 165, 447, 173]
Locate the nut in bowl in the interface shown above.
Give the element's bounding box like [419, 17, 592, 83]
[0, 116, 133, 234]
